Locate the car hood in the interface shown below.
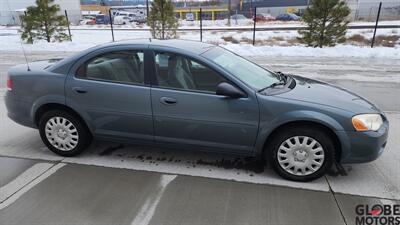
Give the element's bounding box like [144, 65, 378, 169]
[275, 75, 381, 114]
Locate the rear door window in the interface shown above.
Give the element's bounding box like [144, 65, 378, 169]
[76, 51, 144, 85]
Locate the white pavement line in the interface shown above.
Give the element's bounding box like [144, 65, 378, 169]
[0, 162, 54, 203]
[0, 163, 66, 210]
[130, 175, 177, 225]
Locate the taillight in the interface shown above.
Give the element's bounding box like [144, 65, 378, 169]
[6, 76, 13, 91]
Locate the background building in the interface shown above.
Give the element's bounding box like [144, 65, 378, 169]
[1, 0, 398, 25]
[238, 0, 308, 17]
[0, 0, 81, 25]
[237, 0, 399, 21]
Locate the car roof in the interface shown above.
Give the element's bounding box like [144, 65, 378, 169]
[98, 39, 216, 55]
[49, 39, 217, 73]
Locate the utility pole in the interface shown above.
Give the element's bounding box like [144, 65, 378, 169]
[146, 0, 149, 17]
[252, 7, 256, 45]
[371, 2, 382, 48]
[64, 10, 72, 41]
[161, 0, 164, 39]
[250, 0, 253, 17]
[200, 8, 202, 42]
[228, 0, 231, 26]
[109, 9, 115, 42]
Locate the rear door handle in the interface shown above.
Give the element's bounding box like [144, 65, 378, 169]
[160, 97, 177, 105]
[72, 87, 87, 94]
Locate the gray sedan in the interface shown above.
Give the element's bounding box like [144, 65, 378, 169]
[5, 39, 389, 181]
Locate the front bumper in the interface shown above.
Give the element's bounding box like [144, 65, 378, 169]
[337, 120, 389, 164]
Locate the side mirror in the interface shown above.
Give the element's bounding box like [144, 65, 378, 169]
[216, 82, 246, 98]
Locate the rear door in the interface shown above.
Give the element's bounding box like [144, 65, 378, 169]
[65, 46, 154, 141]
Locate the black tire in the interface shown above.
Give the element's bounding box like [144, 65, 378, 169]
[267, 126, 335, 182]
[39, 110, 92, 157]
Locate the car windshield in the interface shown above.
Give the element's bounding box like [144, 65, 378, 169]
[202, 46, 280, 90]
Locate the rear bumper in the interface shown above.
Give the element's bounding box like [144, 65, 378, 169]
[337, 120, 389, 164]
[5, 91, 36, 128]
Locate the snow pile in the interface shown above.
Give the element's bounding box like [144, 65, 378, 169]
[223, 44, 400, 59]
[1, 28, 399, 59]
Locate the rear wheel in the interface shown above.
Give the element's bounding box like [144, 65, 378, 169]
[268, 126, 335, 182]
[39, 110, 92, 156]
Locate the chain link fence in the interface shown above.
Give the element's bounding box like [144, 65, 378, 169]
[0, 10, 81, 26]
[235, 1, 400, 21]
[354, 1, 400, 21]
[0, 11, 23, 26]
[1, 1, 399, 26]
[1, 1, 398, 48]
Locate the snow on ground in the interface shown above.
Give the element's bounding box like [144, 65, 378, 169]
[2, 19, 399, 30]
[0, 25, 399, 59]
[225, 44, 400, 59]
[212, 26, 399, 44]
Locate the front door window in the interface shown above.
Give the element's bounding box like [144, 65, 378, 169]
[154, 52, 226, 93]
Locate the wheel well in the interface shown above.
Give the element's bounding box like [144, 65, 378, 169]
[263, 121, 342, 162]
[34, 103, 91, 134]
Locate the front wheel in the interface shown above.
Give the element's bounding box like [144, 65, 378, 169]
[268, 126, 335, 182]
[39, 110, 92, 157]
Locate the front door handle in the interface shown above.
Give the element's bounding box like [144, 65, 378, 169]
[160, 97, 177, 105]
[72, 87, 87, 94]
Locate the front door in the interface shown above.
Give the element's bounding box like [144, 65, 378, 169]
[150, 51, 259, 153]
[65, 49, 153, 141]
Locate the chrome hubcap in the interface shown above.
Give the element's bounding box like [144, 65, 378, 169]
[45, 117, 79, 151]
[277, 136, 325, 176]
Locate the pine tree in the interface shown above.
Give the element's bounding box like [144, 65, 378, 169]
[298, 0, 350, 48]
[21, 0, 69, 43]
[147, 0, 179, 39]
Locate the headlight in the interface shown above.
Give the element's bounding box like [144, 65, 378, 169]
[352, 114, 383, 131]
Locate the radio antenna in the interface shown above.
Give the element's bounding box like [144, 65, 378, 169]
[18, 8, 31, 71]
[20, 41, 30, 71]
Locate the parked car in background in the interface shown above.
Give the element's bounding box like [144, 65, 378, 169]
[5, 39, 389, 182]
[186, 12, 194, 21]
[113, 16, 131, 25]
[230, 14, 252, 25]
[230, 14, 247, 20]
[255, 13, 275, 22]
[79, 15, 96, 25]
[131, 14, 147, 24]
[95, 14, 110, 24]
[112, 10, 146, 24]
[113, 11, 130, 18]
[276, 13, 301, 21]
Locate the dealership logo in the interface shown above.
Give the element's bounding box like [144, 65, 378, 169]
[355, 204, 400, 225]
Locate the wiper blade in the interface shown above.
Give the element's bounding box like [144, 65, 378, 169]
[258, 71, 291, 93]
[258, 81, 286, 92]
[276, 71, 288, 83]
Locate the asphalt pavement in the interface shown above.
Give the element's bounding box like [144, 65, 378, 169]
[0, 157, 399, 225]
[0, 50, 399, 225]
